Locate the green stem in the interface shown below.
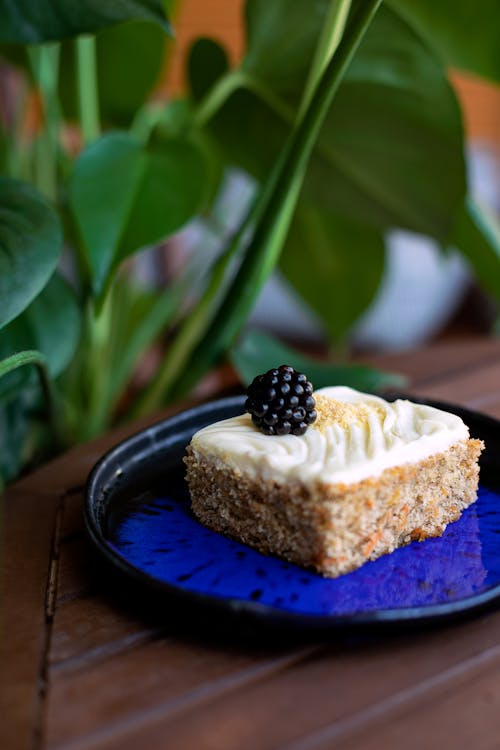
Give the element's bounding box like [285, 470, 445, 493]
[193, 69, 243, 128]
[5, 80, 29, 180]
[77, 35, 100, 144]
[194, 68, 293, 129]
[172, 0, 382, 398]
[28, 43, 61, 201]
[298, 0, 352, 120]
[134, 0, 382, 414]
[0, 350, 61, 443]
[130, 91, 294, 417]
[81, 293, 114, 439]
[128, 235, 241, 417]
[130, 137, 295, 417]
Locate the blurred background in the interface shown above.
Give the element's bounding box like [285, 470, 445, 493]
[162, 0, 500, 353]
[1, 0, 500, 481]
[3, 0, 499, 356]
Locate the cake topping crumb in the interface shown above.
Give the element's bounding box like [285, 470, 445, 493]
[314, 395, 383, 432]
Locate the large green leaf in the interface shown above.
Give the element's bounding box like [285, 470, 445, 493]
[69, 133, 144, 295]
[118, 139, 205, 259]
[231, 330, 405, 392]
[243, 0, 328, 100]
[0, 0, 170, 43]
[96, 21, 166, 125]
[188, 37, 230, 103]
[389, 0, 500, 84]
[281, 206, 385, 343]
[452, 199, 500, 300]
[0, 177, 62, 330]
[203, 4, 465, 241]
[59, 21, 167, 126]
[0, 273, 80, 401]
[69, 131, 206, 297]
[305, 7, 465, 239]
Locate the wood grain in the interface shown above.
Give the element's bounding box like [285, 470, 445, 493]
[46, 640, 315, 748]
[4, 337, 500, 750]
[0, 489, 61, 750]
[71, 614, 500, 750]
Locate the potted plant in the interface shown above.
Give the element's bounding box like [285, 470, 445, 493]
[0, 0, 499, 486]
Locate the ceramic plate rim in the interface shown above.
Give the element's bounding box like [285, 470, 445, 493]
[84, 394, 500, 631]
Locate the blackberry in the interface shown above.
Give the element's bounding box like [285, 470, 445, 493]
[245, 365, 317, 436]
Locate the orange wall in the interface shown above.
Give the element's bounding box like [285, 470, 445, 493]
[160, 0, 243, 94]
[162, 1, 500, 144]
[451, 72, 500, 144]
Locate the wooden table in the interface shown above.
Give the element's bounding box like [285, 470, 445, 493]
[3, 336, 500, 750]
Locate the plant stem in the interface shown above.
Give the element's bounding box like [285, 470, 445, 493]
[194, 68, 293, 129]
[77, 35, 100, 144]
[0, 350, 61, 444]
[81, 293, 114, 439]
[178, 0, 382, 390]
[28, 43, 61, 201]
[134, 0, 382, 413]
[298, 0, 352, 120]
[193, 69, 242, 128]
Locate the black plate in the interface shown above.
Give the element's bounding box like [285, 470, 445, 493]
[85, 395, 500, 633]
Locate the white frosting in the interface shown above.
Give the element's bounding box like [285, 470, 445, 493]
[190, 386, 469, 485]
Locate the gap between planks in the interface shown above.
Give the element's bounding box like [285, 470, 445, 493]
[50, 646, 322, 750]
[33, 338, 500, 748]
[282, 640, 500, 750]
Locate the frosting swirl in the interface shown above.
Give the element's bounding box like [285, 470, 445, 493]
[190, 386, 469, 485]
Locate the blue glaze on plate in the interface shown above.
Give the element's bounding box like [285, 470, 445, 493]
[108, 483, 500, 617]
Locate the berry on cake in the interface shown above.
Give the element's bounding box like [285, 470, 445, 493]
[184, 366, 484, 578]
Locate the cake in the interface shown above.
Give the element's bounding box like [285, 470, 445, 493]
[184, 382, 484, 578]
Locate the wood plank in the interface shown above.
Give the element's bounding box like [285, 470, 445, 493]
[45, 639, 313, 748]
[49, 595, 161, 668]
[410, 360, 500, 408]
[323, 644, 500, 750]
[48, 612, 500, 750]
[56, 536, 93, 604]
[6, 338, 500, 750]
[0, 489, 61, 750]
[365, 336, 500, 386]
[60, 491, 86, 542]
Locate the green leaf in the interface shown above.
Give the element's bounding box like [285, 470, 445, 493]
[206, 88, 286, 180]
[105, 277, 181, 409]
[69, 131, 206, 298]
[0, 274, 80, 401]
[0, 0, 170, 44]
[2, 274, 80, 377]
[207, 4, 465, 240]
[134, 0, 385, 414]
[281, 206, 385, 343]
[0, 395, 31, 482]
[70, 133, 145, 295]
[0, 177, 62, 330]
[305, 7, 465, 240]
[59, 21, 167, 127]
[389, 0, 500, 83]
[0, 350, 59, 482]
[118, 139, 205, 260]
[231, 330, 405, 391]
[188, 37, 230, 103]
[452, 199, 500, 300]
[0, 319, 32, 402]
[243, 0, 329, 101]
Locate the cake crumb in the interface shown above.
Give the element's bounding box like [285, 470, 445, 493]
[314, 395, 384, 432]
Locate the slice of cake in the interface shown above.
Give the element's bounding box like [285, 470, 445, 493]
[184, 374, 483, 578]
